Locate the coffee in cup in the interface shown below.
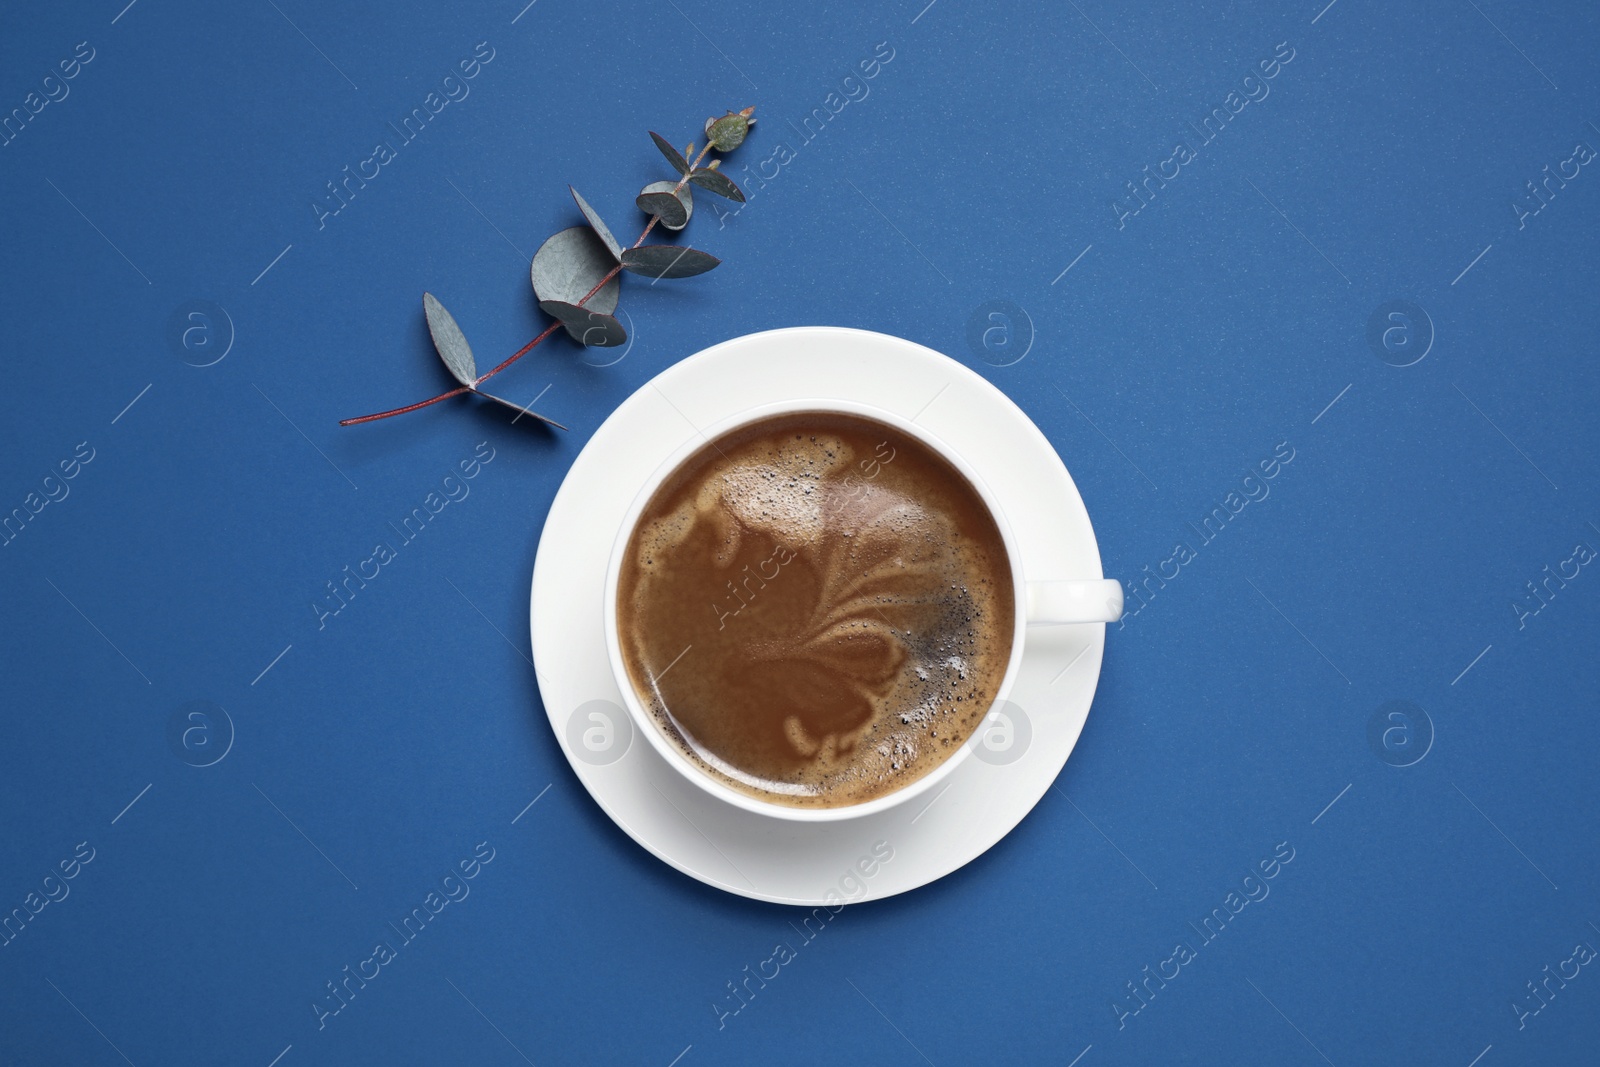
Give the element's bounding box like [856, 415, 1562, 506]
[615, 411, 1015, 809]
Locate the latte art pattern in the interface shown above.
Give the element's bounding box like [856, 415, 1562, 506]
[617, 413, 1015, 808]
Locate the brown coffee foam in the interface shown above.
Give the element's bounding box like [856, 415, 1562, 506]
[618, 413, 1014, 808]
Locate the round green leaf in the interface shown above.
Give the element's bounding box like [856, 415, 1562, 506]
[538, 300, 628, 347]
[475, 388, 568, 429]
[619, 245, 721, 279]
[530, 227, 620, 313]
[635, 180, 692, 231]
[687, 168, 745, 203]
[569, 186, 622, 261]
[649, 131, 690, 177]
[705, 111, 749, 151]
[422, 292, 477, 387]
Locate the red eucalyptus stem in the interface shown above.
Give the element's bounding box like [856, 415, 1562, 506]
[339, 386, 472, 426]
[339, 140, 720, 427]
[475, 321, 563, 383]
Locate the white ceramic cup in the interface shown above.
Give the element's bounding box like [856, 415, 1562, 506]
[603, 398, 1122, 822]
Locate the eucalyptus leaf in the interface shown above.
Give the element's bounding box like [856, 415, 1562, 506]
[530, 227, 620, 313]
[649, 131, 690, 177]
[687, 168, 745, 202]
[568, 186, 622, 261]
[704, 111, 750, 151]
[538, 300, 629, 347]
[636, 180, 693, 231]
[476, 388, 569, 430]
[422, 292, 477, 388]
[619, 245, 721, 279]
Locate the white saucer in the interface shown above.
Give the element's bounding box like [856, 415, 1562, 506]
[530, 327, 1110, 904]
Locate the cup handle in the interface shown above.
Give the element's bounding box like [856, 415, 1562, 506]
[1026, 579, 1124, 624]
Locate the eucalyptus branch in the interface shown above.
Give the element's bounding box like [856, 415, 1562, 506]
[340, 107, 755, 428]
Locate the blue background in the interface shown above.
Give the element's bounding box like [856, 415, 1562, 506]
[2, 0, 1597, 1063]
